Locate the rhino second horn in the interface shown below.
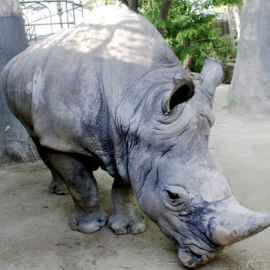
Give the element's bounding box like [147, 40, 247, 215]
[212, 197, 270, 246]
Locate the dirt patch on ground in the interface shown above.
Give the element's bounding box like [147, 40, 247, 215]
[0, 85, 270, 270]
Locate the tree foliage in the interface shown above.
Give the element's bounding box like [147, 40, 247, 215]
[206, 0, 243, 6]
[139, 0, 239, 72]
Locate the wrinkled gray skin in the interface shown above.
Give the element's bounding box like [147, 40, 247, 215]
[1, 6, 270, 268]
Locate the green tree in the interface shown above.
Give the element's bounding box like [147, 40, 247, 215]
[207, 0, 243, 6]
[139, 0, 230, 71]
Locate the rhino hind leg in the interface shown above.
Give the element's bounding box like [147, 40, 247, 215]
[32, 138, 69, 195]
[48, 168, 69, 195]
[34, 143, 108, 233]
[108, 178, 146, 235]
[50, 152, 108, 233]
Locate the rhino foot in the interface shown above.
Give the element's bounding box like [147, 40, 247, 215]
[108, 210, 146, 235]
[69, 206, 108, 234]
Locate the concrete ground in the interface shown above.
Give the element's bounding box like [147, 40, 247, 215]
[0, 85, 270, 270]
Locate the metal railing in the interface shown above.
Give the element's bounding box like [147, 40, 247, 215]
[20, 0, 84, 42]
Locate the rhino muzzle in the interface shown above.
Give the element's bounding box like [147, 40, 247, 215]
[178, 245, 223, 268]
[159, 195, 270, 268]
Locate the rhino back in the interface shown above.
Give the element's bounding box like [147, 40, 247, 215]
[2, 6, 182, 175]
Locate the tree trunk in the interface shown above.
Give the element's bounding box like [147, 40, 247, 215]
[183, 54, 192, 73]
[57, 2, 63, 29]
[0, 0, 39, 164]
[128, 0, 138, 12]
[232, 4, 242, 39]
[227, 0, 270, 114]
[119, 0, 129, 7]
[227, 5, 235, 47]
[119, 0, 138, 12]
[0, 0, 22, 16]
[158, 0, 172, 36]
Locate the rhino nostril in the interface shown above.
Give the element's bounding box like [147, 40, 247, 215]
[177, 244, 218, 269]
[189, 249, 202, 262]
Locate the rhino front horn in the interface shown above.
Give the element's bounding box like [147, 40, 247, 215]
[211, 196, 270, 246]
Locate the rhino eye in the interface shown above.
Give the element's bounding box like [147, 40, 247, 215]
[166, 190, 180, 200]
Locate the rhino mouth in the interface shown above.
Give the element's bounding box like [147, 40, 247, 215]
[160, 225, 222, 268]
[177, 244, 223, 268]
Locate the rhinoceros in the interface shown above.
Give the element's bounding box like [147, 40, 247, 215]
[1, 5, 270, 268]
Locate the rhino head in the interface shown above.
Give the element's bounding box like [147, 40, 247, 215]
[127, 58, 270, 268]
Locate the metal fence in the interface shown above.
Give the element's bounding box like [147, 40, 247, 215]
[21, 0, 84, 42]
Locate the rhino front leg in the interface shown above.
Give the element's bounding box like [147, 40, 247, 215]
[44, 150, 108, 233]
[108, 178, 146, 234]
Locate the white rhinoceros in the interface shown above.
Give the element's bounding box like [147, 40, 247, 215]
[1, 6, 270, 268]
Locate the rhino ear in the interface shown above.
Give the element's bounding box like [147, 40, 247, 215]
[165, 77, 195, 112]
[200, 57, 225, 108]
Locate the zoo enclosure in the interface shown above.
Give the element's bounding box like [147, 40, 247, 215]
[21, 0, 84, 42]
